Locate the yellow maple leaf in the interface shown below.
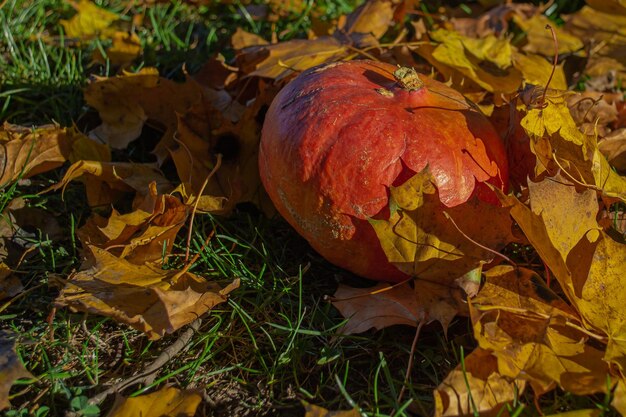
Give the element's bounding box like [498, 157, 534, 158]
[60, 0, 118, 40]
[106, 386, 201, 417]
[428, 29, 522, 94]
[434, 348, 525, 417]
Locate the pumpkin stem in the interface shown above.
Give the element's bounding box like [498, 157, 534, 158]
[393, 67, 424, 91]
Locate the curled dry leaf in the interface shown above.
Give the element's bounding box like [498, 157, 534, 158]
[106, 386, 202, 417]
[48, 160, 171, 208]
[56, 245, 240, 339]
[77, 182, 188, 264]
[0, 331, 32, 411]
[235, 0, 395, 80]
[565, 6, 626, 84]
[85, 68, 202, 152]
[0, 123, 83, 188]
[434, 347, 525, 417]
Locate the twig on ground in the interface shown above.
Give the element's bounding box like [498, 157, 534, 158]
[88, 318, 202, 405]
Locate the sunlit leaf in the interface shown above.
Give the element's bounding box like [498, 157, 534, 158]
[471, 266, 611, 396]
[60, 0, 118, 40]
[56, 246, 240, 339]
[49, 160, 172, 208]
[77, 182, 188, 264]
[434, 347, 526, 417]
[303, 402, 361, 417]
[106, 386, 202, 417]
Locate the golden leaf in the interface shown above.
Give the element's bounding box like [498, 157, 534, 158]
[77, 182, 188, 264]
[93, 31, 142, 67]
[56, 246, 240, 339]
[428, 29, 522, 94]
[60, 0, 118, 40]
[106, 386, 202, 417]
[471, 266, 611, 396]
[231, 27, 269, 50]
[48, 160, 172, 208]
[512, 52, 567, 90]
[303, 403, 361, 417]
[434, 348, 525, 417]
[84, 68, 202, 152]
[513, 14, 584, 56]
[0, 123, 82, 188]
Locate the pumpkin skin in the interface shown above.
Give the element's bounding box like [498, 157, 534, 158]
[259, 60, 509, 282]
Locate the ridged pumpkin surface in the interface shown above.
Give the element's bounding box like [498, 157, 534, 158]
[259, 60, 509, 282]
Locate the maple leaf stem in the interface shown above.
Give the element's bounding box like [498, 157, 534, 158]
[442, 211, 517, 268]
[475, 304, 608, 342]
[540, 24, 559, 107]
[395, 318, 426, 410]
[184, 153, 223, 264]
[326, 277, 413, 302]
[551, 152, 603, 193]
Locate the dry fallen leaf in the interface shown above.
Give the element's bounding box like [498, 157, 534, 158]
[106, 386, 202, 417]
[367, 170, 514, 328]
[332, 281, 421, 335]
[0, 123, 83, 188]
[0, 331, 32, 411]
[514, 14, 584, 56]
[77, 182, 188, 264]
[85, 68, 202, 152]
[303, 402, 361, 417]
[0, 263, 22, 301]
[471, 266, 611, 396]
[57, 245, 240, 339]
[566, 6, 626, 84]
[427, 29, 523, 94]
[61, 0, 118, 40]
[93, 31, 142, 67]
[49, 160, 171, 208]
[434, 347, 525, 417]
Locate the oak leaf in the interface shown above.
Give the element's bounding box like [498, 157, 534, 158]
[56, 245, 240, 339]
[106, 386, 202, 417]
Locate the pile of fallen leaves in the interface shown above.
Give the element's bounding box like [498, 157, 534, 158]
[1, 0, 626, 415]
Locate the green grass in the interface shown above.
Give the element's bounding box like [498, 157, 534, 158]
[0, 0, 618, 416]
